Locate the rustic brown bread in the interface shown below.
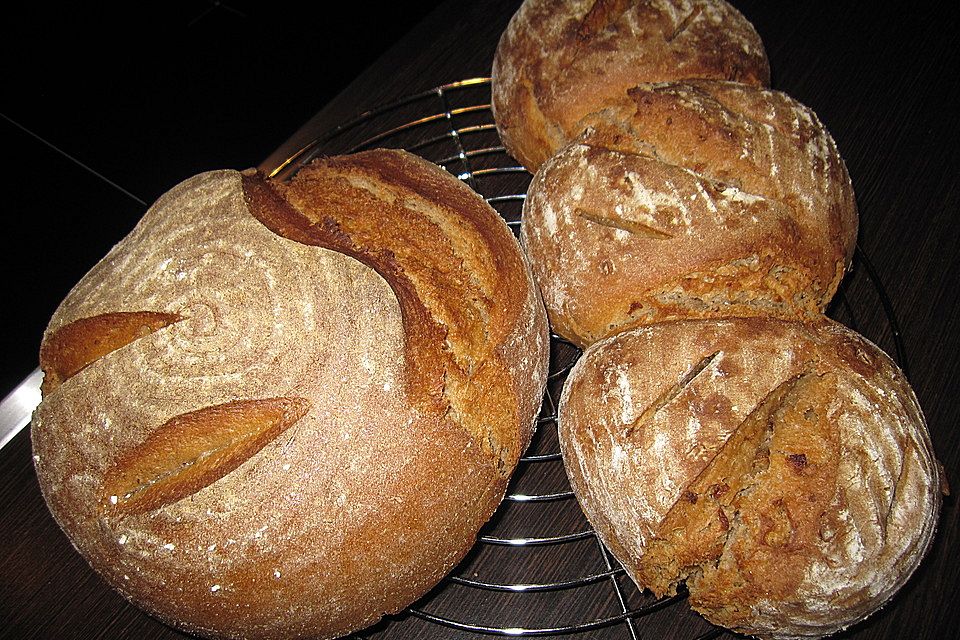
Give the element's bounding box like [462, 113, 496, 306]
[31, 149, 550, 640]
[521, 80, 858, 347]
[559, 317, 942, 639]
[491, 0, 770, 172]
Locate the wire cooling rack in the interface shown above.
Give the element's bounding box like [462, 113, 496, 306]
[270, 78, 907, 640]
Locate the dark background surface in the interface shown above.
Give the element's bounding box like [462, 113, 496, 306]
[2, 1, 959, 639]
[0, 0, 441, 395]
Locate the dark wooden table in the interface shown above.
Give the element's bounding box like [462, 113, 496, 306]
[2, 2, 958, 639]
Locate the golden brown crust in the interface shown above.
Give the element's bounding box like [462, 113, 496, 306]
[520, 80, 858, 347]
[39, 311, 182, 393]
[559, 317, 942, 639]
[31, 152, 550, 640]
[101, 397, 312, 516]
[243, 150, 547, 470]
[492, 0, 770, 171]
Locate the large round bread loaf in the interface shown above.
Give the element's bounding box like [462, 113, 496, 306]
[491, 0, 770, 172]
[558, 317, 942, 639]
[31, 149, 550, 639]
[520, 80, 858, 347]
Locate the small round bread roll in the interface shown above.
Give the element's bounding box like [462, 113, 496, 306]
[492, 0, 770, 172]
[521, 80, 858, 347]
[31, 150, 550, 640]
[559, 317, 942, 639]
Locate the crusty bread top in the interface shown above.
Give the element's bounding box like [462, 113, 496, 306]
[576, 81, 858, 264]
[559, 317, 942, 638]
[520, 80, 858, 347]
[492, 0, 771, 171]
[244, 149, 549, 473]
[31, 150, 549, 640]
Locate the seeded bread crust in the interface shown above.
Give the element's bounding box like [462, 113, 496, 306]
[558, 317, 942, 639]
[31, 150, 550, 640]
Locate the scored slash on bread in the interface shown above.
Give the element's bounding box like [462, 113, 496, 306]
[39, 311, 182, 393]
[621, 350, 721, 438]
[634, 370, 835, 595]
[241, 150, 545, 473]
[101, 397, 312, 515]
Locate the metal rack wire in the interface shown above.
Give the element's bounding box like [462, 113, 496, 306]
[271, 77, 905, 639]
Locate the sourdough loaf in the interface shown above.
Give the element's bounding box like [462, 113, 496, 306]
[558, 317, 942, 639]
[491, 0, 770, 172]
[520, 80, 858, 347]
[31, 149, 550, 640]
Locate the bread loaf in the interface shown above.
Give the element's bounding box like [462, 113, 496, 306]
[493, 2, 939, 637]
[31, 149, 550, 639]
[520, 80, 858, 347]
[558, 317, 942, 639]
[491, 0, 770, 172]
